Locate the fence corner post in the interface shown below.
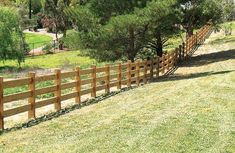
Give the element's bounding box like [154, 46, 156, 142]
[0, 77, 4, 130]
[75, 67, 81, 104]
[54, 69, 61, 111]
[28, 72, 36, 119]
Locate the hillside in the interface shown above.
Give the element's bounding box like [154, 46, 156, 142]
[0, 30, 234, 152]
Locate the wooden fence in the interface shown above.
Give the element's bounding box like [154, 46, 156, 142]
[0, 24, 212, 130]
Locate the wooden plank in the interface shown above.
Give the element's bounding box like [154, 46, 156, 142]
[35, 97, 57, 109]
[110, 81, 119, 88]
[110, 65, 119, 71]
[91, 65, 96, 97]
[131, 77, 137, 82]
[61, 92, 77, 101]
[96, 67, 106, 73]
[0, 77, 4, 129]
[54, 69, 61, 111]
[4, 105, 30, 118]
[81, 78, 92, 85]
[36, 74, 56, 82]
[96, 85, 106, 91]
[81, 88, 92, 96]
[96, 76, 106, 82]
[75, 67, 81, 104]
[105, 64, 110, 93]
[4, 91, 31, 103]
[121, 79, 128, 85]
[36, 86, 57, 95]
[80, 68, 93, 75]
[121, 63, 128, 69]
[28, 72, 36, 119]
[131, 70, 136, 75]
[61, 71, 76, 79]
[61, 82, 76, 90]
[110, 74, 118, 80]
[3, 78, 31, 88]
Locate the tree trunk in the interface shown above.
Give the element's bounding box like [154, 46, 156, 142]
[186, 25, 194, 38]
[156, 31, 163, 57]
[128, 27, 135, 62]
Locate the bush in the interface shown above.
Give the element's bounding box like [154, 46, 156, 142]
[42, 43, 54, 54]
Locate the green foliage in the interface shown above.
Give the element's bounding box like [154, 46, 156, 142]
[0, 7, 28, 67]
[65, 0, 181, 61]
[42, 43, 54, 54]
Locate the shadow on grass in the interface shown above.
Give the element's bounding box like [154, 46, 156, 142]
[0, 87, 137, 135]
[155, 70, 235, 82]
[209, 36, 235, 45]
[181, 49, 235, 67]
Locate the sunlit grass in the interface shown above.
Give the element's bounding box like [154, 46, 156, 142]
[25, 33, 53, 50]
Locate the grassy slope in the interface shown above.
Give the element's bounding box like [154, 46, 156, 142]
[0, 28, 234, 152]
[25, 33, 53, 50]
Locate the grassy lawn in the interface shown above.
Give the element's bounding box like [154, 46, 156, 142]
[0, 30, 234, 152]
[25, 33, 53, 50]
[209, 21, 235, 45]
[0, 51, 102, 78]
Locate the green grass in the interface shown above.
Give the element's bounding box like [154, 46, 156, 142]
[210, 21, 235, 45]
[0, 30, 234, 152]
[0, 51, 103, 78]
[25, 33, 53, 50]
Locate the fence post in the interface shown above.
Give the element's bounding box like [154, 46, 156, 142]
[0, 77, 4, 130]
[144, 60, 148, 84]
[118, 63, 122, 89]
[136, 60, 140, 86]
[54, 69, 61, 111]
[75, 67, 81, 104]
[105, 64, 110, 93]
[179, 45, 182, 61]
[28, 72, 36, 119]
[167, 54, 171, 70]
[156, 57, 160, 78]
[127, 60, 132, 87]
[150, 58, 154, 81]
[182, 42, 185, 59]
[91, 65, 97, 97]
[175, 48, 179, 66]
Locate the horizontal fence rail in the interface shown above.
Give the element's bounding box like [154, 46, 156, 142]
[0, 24, 213, 130]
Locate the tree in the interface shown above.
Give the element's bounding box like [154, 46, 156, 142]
[65, 0, 153, 61]
[0, 7, 28, 67]
[140, 0, 181, 57]
[176, 0, 225, 37]
[65, 0, 181, 60]
[42, 0, 71, 39]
